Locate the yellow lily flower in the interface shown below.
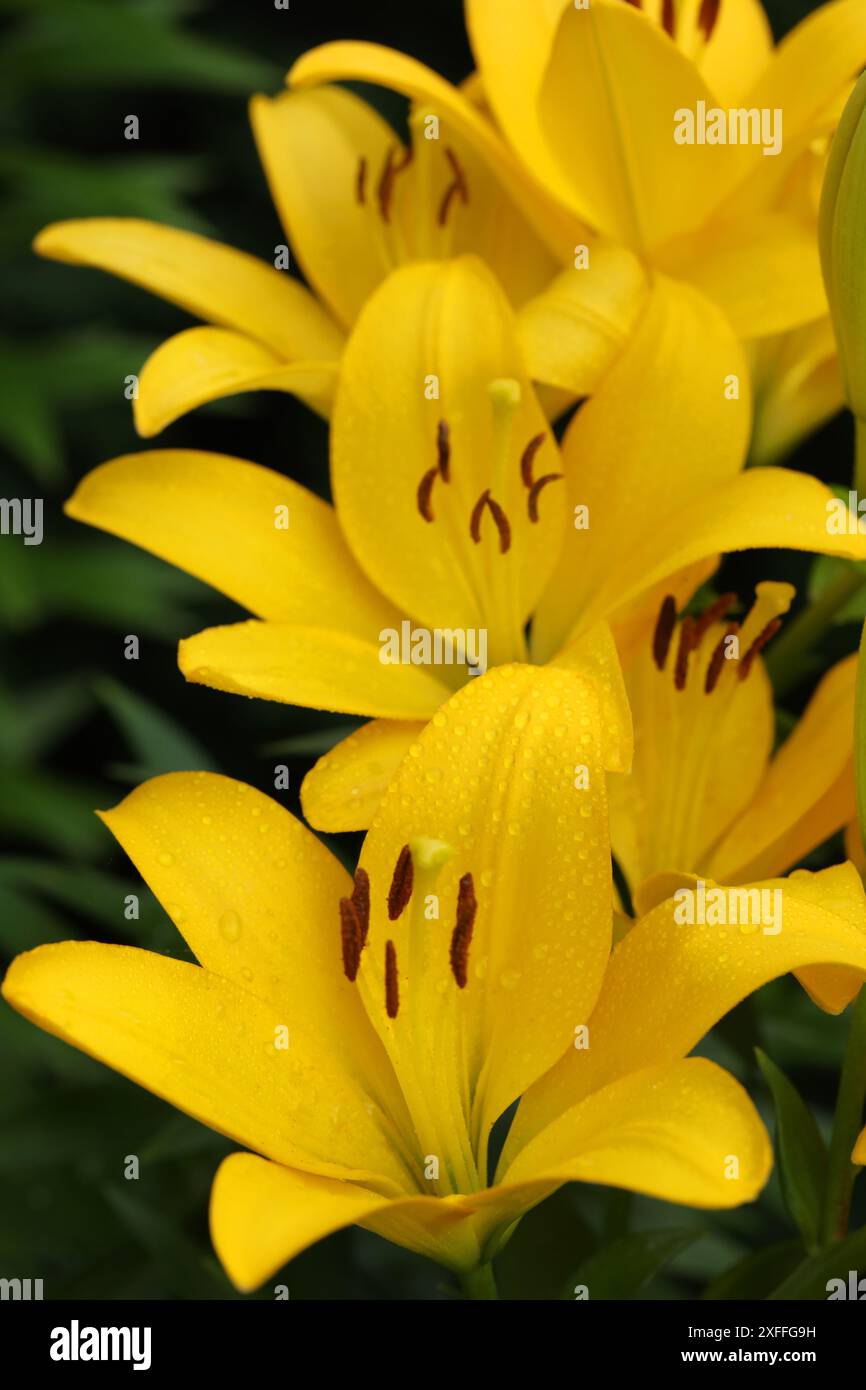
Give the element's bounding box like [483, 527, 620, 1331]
[289, 0, 866, 446]
[66, 258, 866, 832]
[6, 668, 866, 1292]
[609, 579, 865, 1013]
[32, 72, 572, 437]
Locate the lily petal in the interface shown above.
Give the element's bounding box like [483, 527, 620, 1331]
[356, 663, 615, 1182]
[34, 219, 344, 361]
[745, 0, 866, 148]
[697, 0, 774, 105]
[211, 1153, 480, 1291]
[65, 450, 397, 637]
[532, 276, 751, 661]
[332, 257, 564, 665]
[250, 87, 396, 330]
[537, 0, 746, 251]
[492, 1059, 770, 1228]
[301, 719, 424, 833]
[516, 241, 649, 396]
[1, 941, 409, 1189]
[135, 327, 338, 436]
[179, 621, 454, 719]
[708, 655, 858, 883]
[288, 42, 577, 259]
[665, 211, 827, 339]
[98, 772, 409, 1127]
[750, 319, 845, 467]
[507, 863, 866, 1155]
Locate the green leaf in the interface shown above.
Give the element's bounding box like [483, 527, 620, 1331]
[807, 554, 866, 624]
[261, 722, 363, 757]
[94, 677, 217, 778]
[756, 1048, 828, 1252]
[565, 1228, 701, 1301]
[702, 1239, 805, 1300]
[769, 1223, 866, 1299]
[0, 677, 92, 765]
[0, 767, 106, 857]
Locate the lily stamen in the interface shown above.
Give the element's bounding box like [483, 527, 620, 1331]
[652, 594, 677, 670]
[437, 147, 469, 227]
[388, 844, 414, 920]
[520, 432, 546, 489]
[662, 0, 676, 39]
[692, 591, 738, 646]
[450, 873, 477, 989]
[378, 146, 413, 224]
[339, 897, 363, 982]
[351, 866, 370, 950]
[385, 940, 400, 1018]
[417, 467, 439, 522]
[739, 618, 783, 682]
[355, 156, 367, 207]
[437, 419, 451, 481]
[705, 624, 738, 694]
[698, 0, 722, 43]
[470, 489, 512, 553]
[527, 473, 563, 524]
[674, 615, 696, 691]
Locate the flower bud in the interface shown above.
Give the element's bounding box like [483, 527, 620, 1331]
[819, 71, 866, 422]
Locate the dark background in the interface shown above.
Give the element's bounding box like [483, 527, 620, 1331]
[0, 0, 861, 1300]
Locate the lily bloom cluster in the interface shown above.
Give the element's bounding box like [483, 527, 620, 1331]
[6, 0, 866, 1296]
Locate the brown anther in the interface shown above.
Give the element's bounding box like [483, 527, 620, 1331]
[692, 591, 738, 646]
[738, 618, 783, 682]
[470, 490, 512, 553]
[652, 595, 677, 671]
[705, 623, 738, 694]
[378, 145, 413, 224]
[355, 156, 367, 206]
[674, 615, 696, 691]
[417, 467, 439, 523]
[520, 432, 547, 489]
[437, 147, 469, 227]
[351, 866, 370, 951]
[698, 0, 722, 42]
[624, 0, 643, 8]
[339, 897, 362, 982]
[437, 419, 451, 481]
[662, 0, 676, 38]
[450, 873, 477, 989]
[527, 473, 563, 523]
[385, 940, 399, 1018]
[387, 844, 414, 920]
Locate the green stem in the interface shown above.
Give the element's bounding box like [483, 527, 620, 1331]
[821, 988, 866, 1244]
[459, 1263, 499, 1300]
[764, 568, 866, 698]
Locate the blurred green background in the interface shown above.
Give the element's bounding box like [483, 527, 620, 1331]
[1, 0, 864, 1300]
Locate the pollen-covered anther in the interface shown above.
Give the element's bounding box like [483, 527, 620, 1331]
[387, 844, 414, 920]
[437, 147, 469, 227]
[674, 615, 696, 692]
[417, 467, 439, 523]
[528, 473, 563, 523]
[339, 897, 363, 983]
[355, 156, 367, 206]
[692, 591, 738, 647]
[662, 0, 676, 38]
[652, 595, 677, 671]
[520, 432, 546, 489]
[351, 866, 370, 950]
[385, 940, 400, 1019]
[378, 145, 413, 224]
[738, 619, 783, 682]
[698, 0, 722, 43]
[450, 873, 477, 989]
[470, 490, 512, 553]
[705, 623, 738, 695]
[437, 419, 451, 481]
